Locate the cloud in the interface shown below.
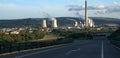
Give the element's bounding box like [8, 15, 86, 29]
[67, 4, 105, 11]
[68, 2, 120, 15]
[94, 10, 106, 15]
[106, 5, 120, 13]
[95, 3, 120, 14]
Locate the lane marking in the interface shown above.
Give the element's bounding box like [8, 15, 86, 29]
[101, 41, 104, 58]
[14, 45, 69, 58]
[65, 48, 80, 55]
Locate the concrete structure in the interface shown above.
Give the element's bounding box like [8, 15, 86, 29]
[75, 21, 78, 27]
[52, 18, 58, 28]
[88, 19, 95, 27]
[42, 19, 47, 28]
[85, 0, 89, 27]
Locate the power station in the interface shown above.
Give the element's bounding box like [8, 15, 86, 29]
[41, 0, 95, 29]
[42, 18, 58, 28]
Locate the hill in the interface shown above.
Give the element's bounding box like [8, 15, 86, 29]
[0, 17, 120, 28]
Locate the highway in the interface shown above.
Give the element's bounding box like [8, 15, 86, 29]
[1, 37, 120, 58]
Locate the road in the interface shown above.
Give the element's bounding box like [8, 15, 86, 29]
[1, 37, 120, 58]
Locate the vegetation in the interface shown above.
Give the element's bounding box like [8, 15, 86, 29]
[0, 28, 45, 45]
[0, 38, 73, 54]
[0, 28, 74, 54]
[108, 28, 120, 48]
[52, 29, 93, 40]
[0, 17, 120, 28]
[0, 27, 115, 54]
[108, 28, 120, 41]
[0, 34, 45, 44]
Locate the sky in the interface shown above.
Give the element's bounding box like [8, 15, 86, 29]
[0, 0, 120, 19]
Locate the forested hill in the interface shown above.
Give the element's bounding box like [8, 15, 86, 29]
[0, 17, 120, 28]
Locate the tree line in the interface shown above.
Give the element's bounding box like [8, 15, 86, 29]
[0, 28, 45, 44]
[52, 29, 93, 40]
[108, 28, 120, 48]
[108, 28, 120, 41]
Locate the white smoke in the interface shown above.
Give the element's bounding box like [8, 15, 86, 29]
[42, 12, 56, 21]
[75, 11, 85, 20]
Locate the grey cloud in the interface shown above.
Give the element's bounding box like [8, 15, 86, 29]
[106, 5, 120, 13]
[68, 5, 105, 11]
[68, 4, 120, 14]
[95, 5, 120, 14]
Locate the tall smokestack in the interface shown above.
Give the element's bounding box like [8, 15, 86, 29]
[52, 18, 58, 28]
[42, 19, 47, 28]
[85, 0, 88, 27]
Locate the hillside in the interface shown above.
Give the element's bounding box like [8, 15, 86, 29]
[0, 17, 120, 28]
[90, 17, 120, 25]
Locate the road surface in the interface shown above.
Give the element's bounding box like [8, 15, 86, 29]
[1, 37, 120, 58]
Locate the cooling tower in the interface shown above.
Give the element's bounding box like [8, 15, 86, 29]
[75, 21, 78, 27]
[52, 18, 58, 28]
[88, 19, 95, 27]
[42, 19, 47, 28]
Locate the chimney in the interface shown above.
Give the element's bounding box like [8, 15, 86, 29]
[85, 0, 89, 27]
[42, 19, 47, 28]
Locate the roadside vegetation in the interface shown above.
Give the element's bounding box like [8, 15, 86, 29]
[0, 28, 113, 54]
[108, 28, 120, 48]
[0, 28, 74, 54]
[52, 29, 93, 40]
[0, 28, 45, 44]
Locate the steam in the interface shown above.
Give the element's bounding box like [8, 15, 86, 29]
[75, 11, 85, 20]
[42, 12, 56, 20]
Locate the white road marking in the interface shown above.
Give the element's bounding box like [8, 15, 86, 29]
[14, 45, 68, 58]
[101, 41, 104, 58]
[65, 48, 81, 55]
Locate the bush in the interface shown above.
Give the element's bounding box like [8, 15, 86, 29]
[0, 33, 45, 44]
[0, 38, 74, 54]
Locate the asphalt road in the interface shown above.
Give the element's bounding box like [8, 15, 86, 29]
[1, 37, 120, 58]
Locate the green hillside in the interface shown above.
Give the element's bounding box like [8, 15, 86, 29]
[0, 17, 120, 28]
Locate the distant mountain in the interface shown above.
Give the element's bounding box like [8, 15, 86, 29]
[90, 17, 120, 25]
[0, 17, 120, 28]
